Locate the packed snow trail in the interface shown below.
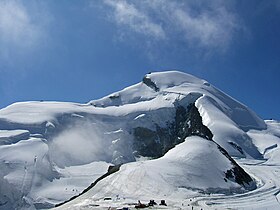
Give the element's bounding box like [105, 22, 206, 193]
[193, 159, 280, 210]
[54, 158, 280, 210]
[20, 162, 28, 198]
[55, 165, 120, 207]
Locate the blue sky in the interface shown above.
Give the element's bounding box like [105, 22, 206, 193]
[0, 0, 279, 119]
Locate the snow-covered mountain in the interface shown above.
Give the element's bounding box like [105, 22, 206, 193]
[0, 71, 279, 210]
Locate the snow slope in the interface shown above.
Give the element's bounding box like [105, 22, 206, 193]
[0, 70, 279, 209]
[57, 126, 280, 210]
[57, 132, 280, 210]
[58, 136, 255, 209]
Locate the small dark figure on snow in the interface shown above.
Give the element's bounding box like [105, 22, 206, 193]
[135, 200, 148, 209]
[148, 200, 157, 206]
[159, 200, 167, 206]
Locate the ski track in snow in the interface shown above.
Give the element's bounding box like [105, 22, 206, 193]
[58, 160, 280, 210]
[56, 144, 280, 210]
[192, 159, 280, 210]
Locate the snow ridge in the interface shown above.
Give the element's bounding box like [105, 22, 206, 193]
[0, 70, 279, 210]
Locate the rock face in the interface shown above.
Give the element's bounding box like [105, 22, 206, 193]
[132, 102, 256, 190]
[142, 74, 160, 92]
[132, 103, 215, 158]
[218, 144, 256, 189]
[175, 103, 213, 140]
[133, 126, 172, 158]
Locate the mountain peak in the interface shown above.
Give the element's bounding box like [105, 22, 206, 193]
[1, 70, 279, 209]
[143, 70, 207, 91]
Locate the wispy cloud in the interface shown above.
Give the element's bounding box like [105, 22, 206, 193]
[104, 0, 166, 40]
[0, 0, 49, 62]
[102, 0, 241, 52]
[170, 4, 238, 49]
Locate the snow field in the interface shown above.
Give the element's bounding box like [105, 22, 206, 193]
[0, 71, 279, 209]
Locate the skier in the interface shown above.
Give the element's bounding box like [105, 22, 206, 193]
[34, 156, 37, 164]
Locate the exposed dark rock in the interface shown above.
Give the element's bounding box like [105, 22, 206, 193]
[175, 103, 213, 140]
[109, 94, 120, 100]
[142, 76, 159, 92]
[133, 126, 172, 158]
[133, 103, 213, 158]
[132, 101, 256, 190]
[228, 142, 244, 155]
[219, 144, 256, 189]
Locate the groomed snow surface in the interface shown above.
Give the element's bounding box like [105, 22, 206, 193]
[0, 71, 279, 210]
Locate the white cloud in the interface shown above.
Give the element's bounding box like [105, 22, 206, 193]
[0, 0, 49, 60]
[173, 7, 236, 47]
[103, 0, 166, 39]
[102, 0, 241, 51]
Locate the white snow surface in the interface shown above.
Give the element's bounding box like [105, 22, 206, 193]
[0, 70, 279, 210]
[58, 135, 280, 210]
[64, 136, 243, 203]
[0, 130, 30, 144]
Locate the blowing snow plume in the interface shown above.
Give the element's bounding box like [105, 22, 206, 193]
[49, 121, 112, 167]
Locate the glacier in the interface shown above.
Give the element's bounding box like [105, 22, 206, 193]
[0, 71, 279, 210]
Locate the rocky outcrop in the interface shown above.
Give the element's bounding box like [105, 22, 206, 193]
[175, 103, 213, 140]
[142, 75, 159, 92]
[133, 125, 174, 158]
[133, 103, 213, 158]
[218, 144, 256, 189]
[132, 101, 256, 190]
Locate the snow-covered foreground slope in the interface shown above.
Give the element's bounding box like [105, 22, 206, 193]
[57, 119, 280, 210]
[58, 123, 280, 210]
[0, 71, 279, 209]
[0, 133, 111, 209]
[57, 136, 256, 209]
